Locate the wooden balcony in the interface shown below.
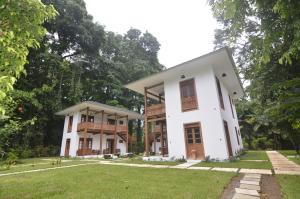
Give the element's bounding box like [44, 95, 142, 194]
[77, 122, 127, 133]
[153, 125, 166, 133]
[146, 103, 166, 119]
[181, 97, 198, 111]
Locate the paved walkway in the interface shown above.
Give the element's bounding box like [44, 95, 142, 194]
[267, 151, 300, 175]
[232, 173, 261, 199]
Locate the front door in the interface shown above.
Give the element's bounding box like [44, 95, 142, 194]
[64, 139, 71, 157]
[107, 139, 114, 154]
[184, 123, 205, 160]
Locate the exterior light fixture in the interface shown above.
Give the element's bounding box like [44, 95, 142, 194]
[222, 73, 227, 77]
[181, 74, 185, 79]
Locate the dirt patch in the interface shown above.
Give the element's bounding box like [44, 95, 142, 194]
[261, 174, 282, 199]
[220, 173, 244, 199]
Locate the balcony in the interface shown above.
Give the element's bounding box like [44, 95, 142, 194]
[181, 96, 198, 111]
[77, 122, 127, 133]
[146, 103, 166, 119]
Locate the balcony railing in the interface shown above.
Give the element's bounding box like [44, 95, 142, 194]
[181, 97, 198, 111]
[77, 122, 127, 133]
[146, 103, 166, 118]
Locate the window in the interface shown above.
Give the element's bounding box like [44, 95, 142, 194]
[235, 127, 240, 145]
[119, 140, 123, 143]
[78, 138, 92, 149]
[179, 78, 198, 111]
[156, 138, 160, 142]
[216, 77, 225, 110]
[229, 95, 235, 118]
[184, 123, 202, 144]
[108, 119, 116, 125]
[81, 114, 86, 122]
[119, 120, 124, 125]
[88, 116, 94, 122]
[68, 116, 73, 132]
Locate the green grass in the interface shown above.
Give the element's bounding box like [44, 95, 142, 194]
[115, 158, 180, 166]
[193, 151, 272, 169]
[239, 150, 269, 160]
[277, 175, 300, 199]
[193, 160, 272, 169]
[0, 164, 235, 199]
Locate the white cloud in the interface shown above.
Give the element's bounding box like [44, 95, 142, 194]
[84, 0, 217, 68]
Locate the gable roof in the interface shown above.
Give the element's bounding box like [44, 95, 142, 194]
[124, 47, 244, 99]
[55, 101, 143, 120]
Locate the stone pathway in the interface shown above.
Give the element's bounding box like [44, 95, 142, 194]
[267, 151, 300, 175]
[171, 161, 200, 169]
[232, 173, 261, 199]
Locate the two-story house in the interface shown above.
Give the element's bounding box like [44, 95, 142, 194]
[125, 47, 244, 160]
[56, 101, 142, 157]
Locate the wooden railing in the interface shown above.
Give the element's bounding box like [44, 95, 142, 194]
[181, 97, 198, 111]
[77, 122, 127, 133]
[153, 125, 166, 133]
[146, 103, 166, 118]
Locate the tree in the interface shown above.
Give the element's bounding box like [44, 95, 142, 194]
[0, 0, 57, 115]
[209, 0, 300, 152]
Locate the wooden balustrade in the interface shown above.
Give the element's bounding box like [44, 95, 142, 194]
[181, 96, 198, 111]
[146, 103, 166, 118]
[77, 122, 127, 133]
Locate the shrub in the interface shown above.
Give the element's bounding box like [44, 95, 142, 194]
[104, 154, 113, 159]
[21, 148, 34, 158]
[5, 151, 19, 166]
[204, 155, 211, 162]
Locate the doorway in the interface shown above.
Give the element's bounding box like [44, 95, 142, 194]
[106, 139, 114, 154]
[184, 122, 205, 160]
[64, 139, 71, 157]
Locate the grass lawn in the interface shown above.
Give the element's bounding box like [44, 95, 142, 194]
[0, 164, 235, 199]
[193, 151, 272, 169]
[276, 175, 300, 199]
[239, 150, 269, 160]
[115, 157, 180, 166]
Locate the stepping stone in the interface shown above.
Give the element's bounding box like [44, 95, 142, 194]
[235, 188, 260, 196]
[240, 169, 272, 175]
[244, 174, 261, 178]
[244, 175, 261, 179]
[232, 193, 260, 199]
[243, 177, 260, 182]
[188, 166, 211, 170]
[211, 167, 238, 172]
[239, 184, 261, 191]
[240, 180, 260, 186]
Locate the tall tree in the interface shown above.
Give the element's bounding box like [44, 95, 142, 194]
[209, 0, 300, 152]
[0, 0, 57, 115]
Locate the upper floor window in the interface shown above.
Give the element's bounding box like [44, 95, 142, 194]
[81, 114, 94, 123]
[228, 95, 235, 118]
[179, 78, 198, 112]
[67, 116, 73, 133]
[119, 120, 124, 125]
[108, 119, 116, 125]
[216, 77, 225, 110]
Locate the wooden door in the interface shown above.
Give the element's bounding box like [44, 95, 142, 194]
[223, 120, 233, 157]
[184, 123, 205, 160]
[107, 139, 114, 154]
[64, 139, 71, 156]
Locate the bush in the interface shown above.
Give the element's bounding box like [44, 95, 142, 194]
[5, 152, 19, 166]
[21, 148, 34, 158]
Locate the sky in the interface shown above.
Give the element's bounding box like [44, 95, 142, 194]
[84, 0, 218, 68]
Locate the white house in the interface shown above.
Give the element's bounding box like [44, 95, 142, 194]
[125, 47, 244, 160]
[56, 101, 142, 157]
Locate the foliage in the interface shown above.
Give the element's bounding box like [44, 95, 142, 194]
[0, 0, 164, 156]
[209, 0, 300, 152]
[0, 0, 57, 114]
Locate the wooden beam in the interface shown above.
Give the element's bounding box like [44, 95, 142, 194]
[99, 110, 104, 154]
[146, 82, 164, 90]
[160, 121, 163, 156]
[144, 87, 149, 156]
[126, 115, 128, 153]
[146, 91, 165, 101]
[113, 113, 117, 154]
[147, 117, 166, 123]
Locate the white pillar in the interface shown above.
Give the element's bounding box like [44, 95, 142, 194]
[60, 116, 69, 156]
[69, 112, 80, 157]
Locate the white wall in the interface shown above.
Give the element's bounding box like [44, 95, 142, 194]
[218, 78, 243, 155]
[164, 67, 229, 160]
